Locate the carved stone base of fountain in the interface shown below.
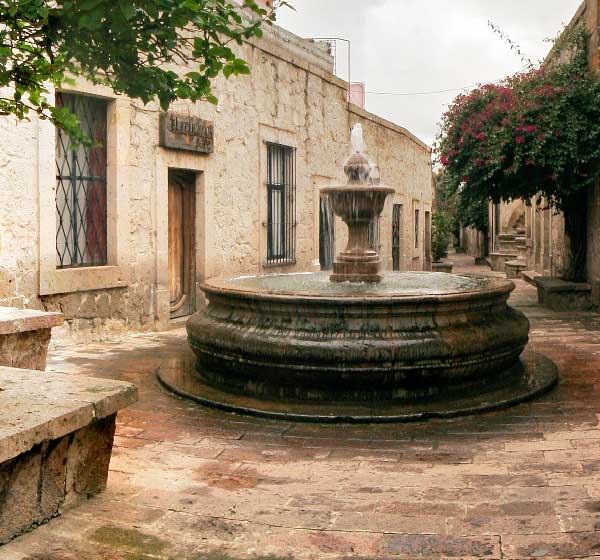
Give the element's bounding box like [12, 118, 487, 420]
[331, 258, 382, 283]
[163, 125, 559, 423]
[163, 271, 560, 422]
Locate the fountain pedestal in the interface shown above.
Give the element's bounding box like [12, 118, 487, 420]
[322, 151, 394, 283]
[322, 185, 395, 283]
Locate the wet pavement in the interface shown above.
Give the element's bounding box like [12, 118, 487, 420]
[3, 254, 600, 559]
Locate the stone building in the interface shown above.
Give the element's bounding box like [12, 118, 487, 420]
[0, 18, 433, 340]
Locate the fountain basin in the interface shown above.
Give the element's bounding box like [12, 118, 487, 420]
[186, 272, 532, 403]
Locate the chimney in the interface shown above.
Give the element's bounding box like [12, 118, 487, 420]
[348, 82, 366, 109]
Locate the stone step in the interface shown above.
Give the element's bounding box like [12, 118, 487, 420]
[498, 233, 516, 241]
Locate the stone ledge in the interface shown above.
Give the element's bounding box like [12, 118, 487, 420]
[0, 368, 137, 543]
[0, 308, 63, 336]
[0, 368, 138, 464]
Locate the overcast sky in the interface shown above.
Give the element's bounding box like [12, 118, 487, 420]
[277, 0, 583, 146]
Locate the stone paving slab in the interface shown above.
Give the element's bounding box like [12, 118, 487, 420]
[2, 254, 600, 558]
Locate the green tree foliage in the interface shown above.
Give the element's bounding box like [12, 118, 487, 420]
[437, 26, 600, 280]
[0, 0, 289, 142]
[435, 171, 488, 242]
[432, 211, 451, 262]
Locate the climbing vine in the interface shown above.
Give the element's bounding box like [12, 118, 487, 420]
[437, 25, 600, 280]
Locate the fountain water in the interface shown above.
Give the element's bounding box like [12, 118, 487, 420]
[158, 125, 558, 422]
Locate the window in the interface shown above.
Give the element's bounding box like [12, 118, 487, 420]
[392, 204, 403, 271]
[415, 208, 420, 249]
[266, 143, 296, 264]
[56, 93, 108, 268]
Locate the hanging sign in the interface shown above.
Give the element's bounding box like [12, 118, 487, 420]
[159, 112, 214, 154]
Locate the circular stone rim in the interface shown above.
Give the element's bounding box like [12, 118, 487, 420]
[156, 350, 558, 424]
[320, 185, 396, 195]
[201, 272, 515, 305]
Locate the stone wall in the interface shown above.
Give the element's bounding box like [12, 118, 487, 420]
[0, 21, 433, 341]
[584, 0, 600, 299]
[0, 415, 116, 544]
[460, 226, 486, 259]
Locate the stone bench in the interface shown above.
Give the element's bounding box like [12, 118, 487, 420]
[432, 261, 453, 273]
[0, 367, 137, 544]
[0, 308, 64, 371]
[490, 252, 518, 273]
[521, 270, 541, 287]
[534, 277, 593, 312]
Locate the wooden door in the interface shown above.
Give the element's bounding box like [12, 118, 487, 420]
[168, 171, 196, 319]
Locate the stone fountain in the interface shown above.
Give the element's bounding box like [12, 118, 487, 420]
[158, 125, 558, 423]
[322, 126, 394, 283]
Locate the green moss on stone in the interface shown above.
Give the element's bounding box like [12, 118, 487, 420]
[90, 525, 169, 555]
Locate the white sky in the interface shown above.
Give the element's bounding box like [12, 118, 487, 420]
[277, 0, 583, 146]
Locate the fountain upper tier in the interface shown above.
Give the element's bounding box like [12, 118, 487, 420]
[321, 125, 394, 283]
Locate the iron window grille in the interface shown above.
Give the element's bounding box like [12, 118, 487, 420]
[266, 143, 296, 264]
[55, 93, 108, 268]
[392, 203, 403, 271]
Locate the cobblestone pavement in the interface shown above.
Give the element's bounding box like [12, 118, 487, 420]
[3, 255, 600, 559]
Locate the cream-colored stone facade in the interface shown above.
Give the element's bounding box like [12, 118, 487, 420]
[0, 23, 433, 340]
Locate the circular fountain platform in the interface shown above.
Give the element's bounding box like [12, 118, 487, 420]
[161, 271, 560, 422]
[157, 349, 557, 423]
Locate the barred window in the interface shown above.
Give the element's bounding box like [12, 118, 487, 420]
[56, 93, 108, 268]
[266, 143, 296, 264]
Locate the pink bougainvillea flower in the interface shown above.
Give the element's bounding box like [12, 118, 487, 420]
[537, 134, 545, 141]
[515, 136, 525, 144]
[525, 125, 538, 133]
[449, 149, 457, 157]
[525, 159, 534, 166]
[515, 126, 523, 132]
[475, 158, 483, 166]
[440, 155, 449, 166]
[475, 132, 485, 141]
